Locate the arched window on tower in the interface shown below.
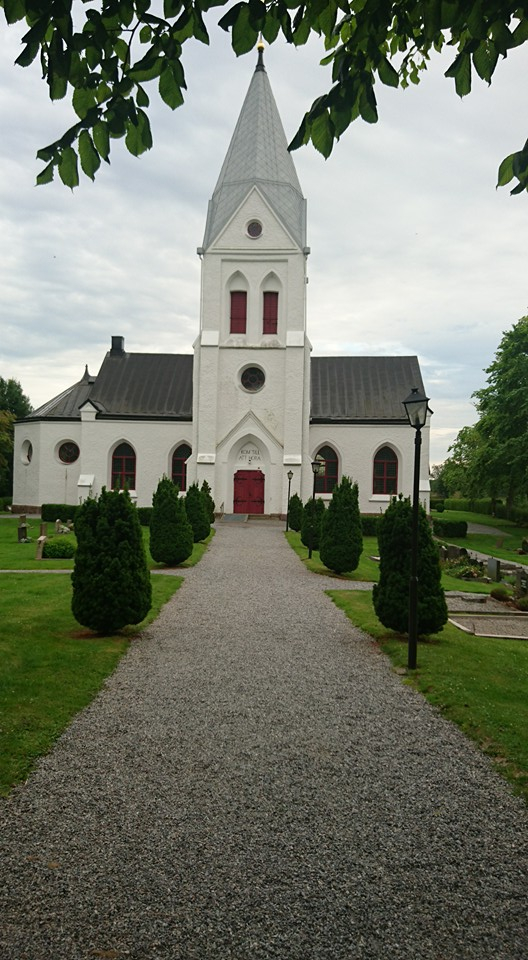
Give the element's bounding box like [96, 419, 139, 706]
[230, 291, 247, 334]
[112, 443, 136, 490]
[172, 443, 192, 491]
[263, 291, 278, 334]
[373, 446, 398, 495]
[314, 445, 338, 494]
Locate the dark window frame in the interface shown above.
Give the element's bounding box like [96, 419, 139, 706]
[172, 443, 192, 491]
[263, 291, 278, 335]
[230, 290, 247, 334]
[373, 446, 398, 495]
[314, 445, 338, 494]
[111, 442, 136, 490]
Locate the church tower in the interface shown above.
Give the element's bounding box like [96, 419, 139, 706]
[191, 44, 311, 515]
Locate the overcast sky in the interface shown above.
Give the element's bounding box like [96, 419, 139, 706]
[1, 17, 527, 465]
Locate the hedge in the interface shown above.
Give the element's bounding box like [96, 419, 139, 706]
[41, 503, 80, 522]
[432, 518, 468, 538]
[443, 498, 528, 525]
[42, 536, 76, 559]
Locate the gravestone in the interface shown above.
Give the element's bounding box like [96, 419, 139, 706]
[487, 557, 501, 582]
[40, 522, 47, 537]
[36, 536, 47, 560]
[17, 520, 28, 542]
[516, 568, 528, 597]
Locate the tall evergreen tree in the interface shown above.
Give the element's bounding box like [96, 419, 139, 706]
[185, 482, 210, 542]
[301, 497, 325, 551]
[72, 488, 152, 633]
[287, 492, 303, 532]
[320, 476, 363, 575]
[373, 496, 447, 636]
[200, 479, 216, 524]
[150, 476, 193, 566]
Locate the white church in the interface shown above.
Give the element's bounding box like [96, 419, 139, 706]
[13, 46, 431, 518]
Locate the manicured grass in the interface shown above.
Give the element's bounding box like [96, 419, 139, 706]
[285, 529, 492, 593]
[0, 573, 182, 796]
[0, 516, 214, 571]
[436, 509, 528, 565]
[329, 589, 528, 802]
[285, 530, 381, 581]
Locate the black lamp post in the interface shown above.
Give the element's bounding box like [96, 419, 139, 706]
[403, 387, 432, 670]
[285, 469, 294, 531]
[309, 456, 325, 559]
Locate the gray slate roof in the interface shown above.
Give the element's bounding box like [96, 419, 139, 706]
[310, 356, 425, 422]
[25, 352, 424, 424]
[203, 50, 306, 250]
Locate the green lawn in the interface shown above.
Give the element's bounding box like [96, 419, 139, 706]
[0, 572, 182, 795]
[0, 516, 214, 570]
[329, 589, 528, 803]
[436, 509, 528, 566]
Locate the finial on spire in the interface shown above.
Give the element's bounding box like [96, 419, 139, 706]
[256, 35, 265, 71]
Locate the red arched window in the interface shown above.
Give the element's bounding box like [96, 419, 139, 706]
[172, 443, 192, 491]
[230, 291, 247, 334]
[314, 445, 338, 494]
[263, 291, 278, 334]
[373, 446, 398, 494]
[112, 443, 136, 490]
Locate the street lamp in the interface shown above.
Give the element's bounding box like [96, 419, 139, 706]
[285, 469, 294, 531]
[309, 456, 325, 559]
[403, 387, 432, 670]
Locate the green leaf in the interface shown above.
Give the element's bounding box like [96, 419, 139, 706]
[231, 5, 259, 55]
[139, 24, 152, 43]
[58, 146, 79, 188]
[114, 38, 129, 64]
[78, 130, 101, 180]
[164, 0, 182, 16]
[310, 111, 335, 158]
[136, 84, 150, 108]
[512, 17, 528, 47]
[128, 51, 164, 82]
[49, 73, 68, 101]
[73, 86, 96, 120]
[377, 56, 399, 88]
[3, 0, 25, 24]
[15, 42, 40, 68]
[159, 63, 184, 109]
[125, 109, 153, 156]
[358, 83, 378, 123]
[496, 153, 515, 187]
[93, 120, 110, 161]
[36, 161, 55, 186]
[472, 41, 497, 83]
[445, 51, 471, 97]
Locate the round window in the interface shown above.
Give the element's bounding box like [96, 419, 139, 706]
[59, 441, 80, 464]
[247, 220, 262, 239]
[241, 367, 265, 392]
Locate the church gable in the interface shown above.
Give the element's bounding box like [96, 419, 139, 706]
[207, 186, 300, 253]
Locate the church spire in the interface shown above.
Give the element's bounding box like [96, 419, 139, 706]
[202, 46, 306, 249]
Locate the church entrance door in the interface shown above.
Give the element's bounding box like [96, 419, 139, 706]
[234, 470, 265, 514]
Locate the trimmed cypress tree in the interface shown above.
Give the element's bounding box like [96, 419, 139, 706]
[150, 476, 193, 566]
[71, 488, 152, 634]
[320, 476, 363, 574]
[301, 497, 325, 551]
[287, 492, 303, 532]
[200, 479, 216, 524]
[373, 495, 448, 636]
[185, 482, 210, 542]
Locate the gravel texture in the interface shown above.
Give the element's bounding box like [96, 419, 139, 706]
[1, 520, 527, 960]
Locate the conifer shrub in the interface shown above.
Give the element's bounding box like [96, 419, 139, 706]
[200, 480, 216, 523]
[287, 492, 303, 532]
[320, 476, 363, 574]
[150, 476, 193, 566]
[185, 482, 210, 542]
[373, 495, 448, 636]
[301, 497, 325, 551]
[71, 488, 152, 634]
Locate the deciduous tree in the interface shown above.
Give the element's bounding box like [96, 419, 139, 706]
[3, 1, 528, 193]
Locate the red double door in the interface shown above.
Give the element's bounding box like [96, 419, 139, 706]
[234, 470, 265, 514]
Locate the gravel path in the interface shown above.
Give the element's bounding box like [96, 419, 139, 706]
[1, 521, 527, 959]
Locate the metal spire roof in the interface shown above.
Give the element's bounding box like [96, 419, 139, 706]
[202, 46, 306, 249]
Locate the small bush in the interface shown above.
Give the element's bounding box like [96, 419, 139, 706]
[201, 480, 216, 524]
[320, 476, 363, 574]
[301, 497, 325, 551]
[41, 503, 79, 523]
[490, 586, 511, 602]
[42, 537, 76, 559]
[514, 596, 528, 611]
[185, 482, 210, 542]
[287, 493, 303, 532]
[150, 477, 193, 566]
